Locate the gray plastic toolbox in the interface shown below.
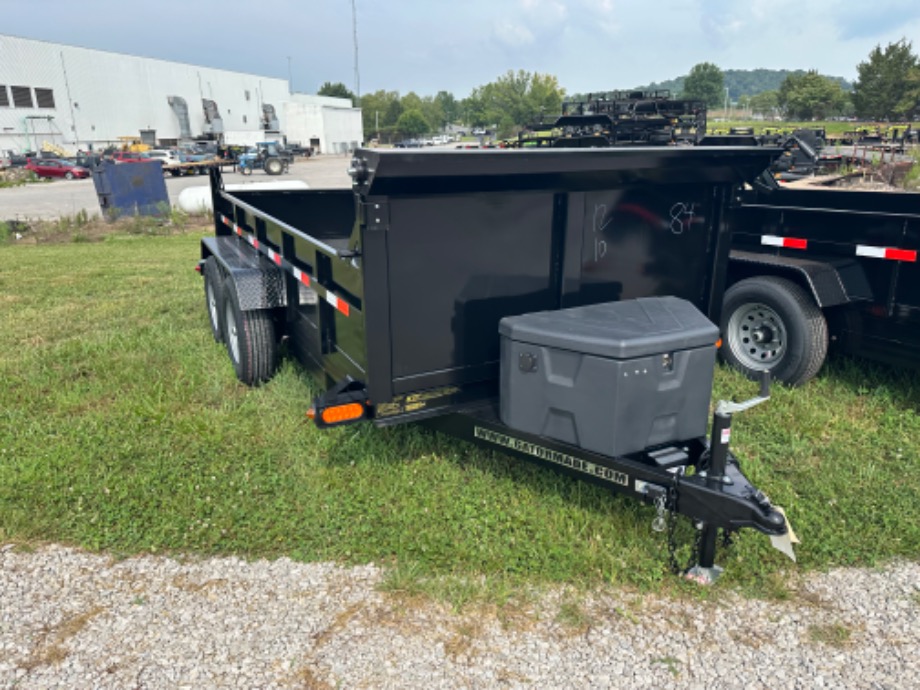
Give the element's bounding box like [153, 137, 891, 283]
[499, 296, 720, 457]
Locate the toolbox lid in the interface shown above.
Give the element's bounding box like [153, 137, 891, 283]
[499, 297, 719, 359]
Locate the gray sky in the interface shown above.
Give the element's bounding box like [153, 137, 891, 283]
[4, 0, 920, 97]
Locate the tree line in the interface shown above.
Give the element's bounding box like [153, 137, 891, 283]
[317, 39, 920, 140]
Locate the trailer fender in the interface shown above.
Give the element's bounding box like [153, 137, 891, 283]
[200, 236, 287, 311]
[728, 250, 874, 308]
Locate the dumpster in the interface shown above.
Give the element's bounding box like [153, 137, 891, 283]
[92, 160, 169, 219]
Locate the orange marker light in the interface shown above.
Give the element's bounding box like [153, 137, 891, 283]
[715, 338, 723, 349]
[320, 403, 365, 425]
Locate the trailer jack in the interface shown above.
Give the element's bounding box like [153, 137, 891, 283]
[679, 371, 796, 585]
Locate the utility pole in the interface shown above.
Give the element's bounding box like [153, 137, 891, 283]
[352, 0, 360, 101]
[287, 56, 293, 94]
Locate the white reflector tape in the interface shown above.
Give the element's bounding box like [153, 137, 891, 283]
[761, 235, 807, 249]
[324, 291, 350, 317]
[267, 248, 281, 266]
[856, 245, 916, 262]
[856, 245, 886, 259]
[292, 267, 310, 286]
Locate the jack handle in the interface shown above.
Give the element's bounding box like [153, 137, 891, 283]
[716, 370, 771, 417]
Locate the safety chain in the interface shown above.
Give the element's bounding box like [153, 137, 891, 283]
[660, 469, 736, 575]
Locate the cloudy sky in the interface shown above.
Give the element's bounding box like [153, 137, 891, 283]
[3, 0, 920, 97]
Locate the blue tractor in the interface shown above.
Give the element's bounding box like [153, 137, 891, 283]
[238, 141, 292, 176]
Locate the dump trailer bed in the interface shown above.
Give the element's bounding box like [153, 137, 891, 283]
[199, 147, 791, 580]
[208, 147, 773, 420]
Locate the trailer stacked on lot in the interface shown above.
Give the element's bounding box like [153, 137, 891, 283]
[196, 147, 793, 580]
[507, 90, 707, 148]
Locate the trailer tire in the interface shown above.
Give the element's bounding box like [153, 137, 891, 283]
[202, 257, 225, 343]
[264, 157, 284, 175]
[721, 276, 827, 387]
[221, 277, 278, 386]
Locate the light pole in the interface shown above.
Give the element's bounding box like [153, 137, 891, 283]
[352, 0, 360, 101]
[287, 56, 293, 94]
[724, 86, 729, 118]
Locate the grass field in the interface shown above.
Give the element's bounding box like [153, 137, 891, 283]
[1, 229, 918, 604]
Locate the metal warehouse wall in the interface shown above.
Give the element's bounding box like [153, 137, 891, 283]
[0, 34, 360, 154]
[283, 98, 363, 154]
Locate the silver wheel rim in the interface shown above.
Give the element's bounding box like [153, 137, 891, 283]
[207, 281, 219, 331]
[225, 302, 240, 363]
[726, 301, 787, 370]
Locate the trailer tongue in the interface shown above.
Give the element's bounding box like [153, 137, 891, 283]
[200, 146, 793, 582]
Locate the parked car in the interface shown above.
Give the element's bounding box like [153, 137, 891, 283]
[110, 151, 153, 163]
[6, 152, 32, 167]
[394, 139, 422, 148]
[146, 149, 180, 166]
[24, 158, 90, 179]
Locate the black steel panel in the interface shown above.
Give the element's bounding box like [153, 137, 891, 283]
[231, 188, 356, 241]
[354, 147, 778, 197]
[571, 187, 716, 307]
[386, 193, 557, 385]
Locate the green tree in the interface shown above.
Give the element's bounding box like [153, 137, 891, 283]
[852, 39, 920, 120]
[395, 109, 430, 137]
[462, 70, 564, 137]
[317, 81, 356, 104]
[778, 71, 848, 120]
[434, 91, 460, 126]
[749, 90, 780, 119]
[359, 90, 401, 140]
[898, 66, 920, 119]
[682, 62, 724, 108]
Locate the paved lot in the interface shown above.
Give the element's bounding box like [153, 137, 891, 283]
[0, 155, 354, 221]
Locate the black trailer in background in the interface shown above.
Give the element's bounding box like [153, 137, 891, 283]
[722, 177, 920, 385]
[200, 147, 790, 580]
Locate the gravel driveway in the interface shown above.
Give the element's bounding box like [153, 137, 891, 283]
[1, 544, 917, 689]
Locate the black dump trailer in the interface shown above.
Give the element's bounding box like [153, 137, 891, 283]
[199, 147, 790, 581]
[723, 174, 920, 386]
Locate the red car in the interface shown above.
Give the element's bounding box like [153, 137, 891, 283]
[25, 158, 91, 180]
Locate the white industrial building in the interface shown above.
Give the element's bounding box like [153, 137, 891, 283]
[0, 34, 362, 155]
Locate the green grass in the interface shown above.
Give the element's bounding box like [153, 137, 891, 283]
[1, 233, 919, 605]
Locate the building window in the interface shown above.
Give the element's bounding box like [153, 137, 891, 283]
[245, 90, 251, 101]
[35, 88, 55, 108]
[0, 86, 9, 107]
[11, 86, 33, 108]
